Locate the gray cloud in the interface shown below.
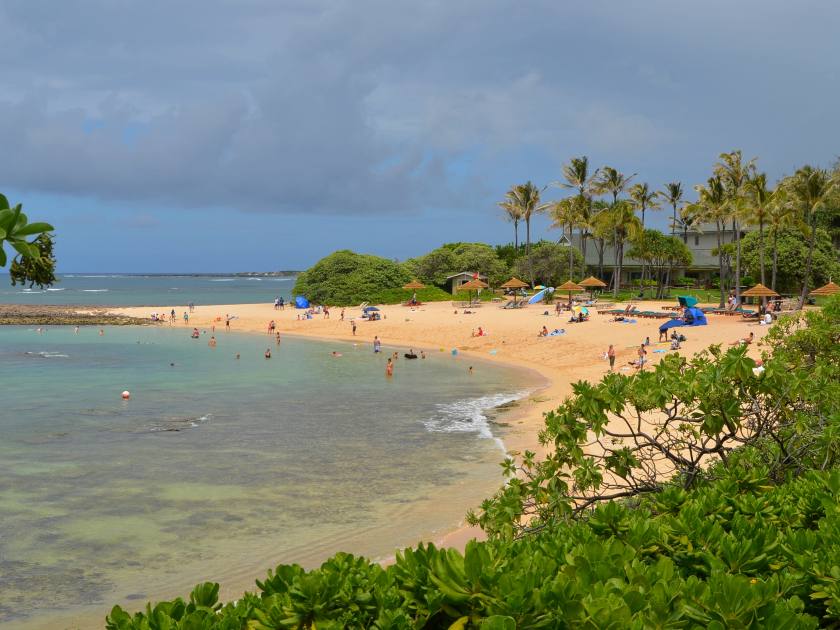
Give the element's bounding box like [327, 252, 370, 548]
[0, 0, 838, 220]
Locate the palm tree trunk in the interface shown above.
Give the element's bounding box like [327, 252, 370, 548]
[671, 203, 676, 235]
[597, 239, 605, 279]
[614, 240, 623, 298]
[799, 223, 817, 309]
[513, 221, 519, 251]
[526, 217, 533, 286]
[580, 232, 588, 277]
[758, 218, 765, 285]
[568, 222, 574, 279]
[716, 220, 725, 308]
[734, 221, 742, 305]
[771, 227, 779, 291]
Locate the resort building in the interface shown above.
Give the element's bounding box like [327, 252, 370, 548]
[446, 272, 488, 294]
[566, 224, 746, 287]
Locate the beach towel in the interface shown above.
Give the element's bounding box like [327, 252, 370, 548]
[547, 329, 565, 336]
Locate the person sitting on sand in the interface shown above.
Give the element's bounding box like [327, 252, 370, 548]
[476, 326, 486, 337]
[730, 331, 755, 346]
[539, 325, 549, 337]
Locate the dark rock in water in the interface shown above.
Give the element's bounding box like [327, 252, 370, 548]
[0, 304, 147, 326]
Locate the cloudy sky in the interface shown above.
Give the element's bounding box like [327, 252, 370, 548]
[1, 1, 837, 272]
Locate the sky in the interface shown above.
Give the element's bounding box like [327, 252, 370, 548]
[1, 1, 838, 273]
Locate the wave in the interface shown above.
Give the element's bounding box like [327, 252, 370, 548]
[82, 289, 109, 292]
[246, 278, 262, 281]
[209, 278, 236, 282]
[17, 290, 44, 294]
[148, 414, 211, 433]
[422, 391, 528, 452]
[46, 288, 66, 291]
[24, 351, 70, 358]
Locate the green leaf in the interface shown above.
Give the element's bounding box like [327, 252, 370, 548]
[0, 193, 8, 210]
[480, 616, 516, 630]
[12, 222, 54, 237]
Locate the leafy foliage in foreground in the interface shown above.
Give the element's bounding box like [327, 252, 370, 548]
[108, 468, 840, 628]
[0, 193, 56, 287]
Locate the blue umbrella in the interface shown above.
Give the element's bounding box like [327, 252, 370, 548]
[363, 306, 380, 312]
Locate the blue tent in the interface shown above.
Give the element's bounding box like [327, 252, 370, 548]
[678, 295, 699, 308]
[659, 306, 707, 333]
[294, 296, 310, 309]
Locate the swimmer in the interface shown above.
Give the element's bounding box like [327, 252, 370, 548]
[99, 329, 104, 336]
[468, 366, 474, 375]
[235, 353, 240, 360]
[264, 348, 272, 359]
[421, 350, 426, 359]
[74, 326, 79, 334]
[208, 336, 217, 348]
[331, 351, 342, 357]
[385, 357, 394, 377]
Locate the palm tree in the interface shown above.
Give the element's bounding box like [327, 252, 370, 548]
[744, 172, 779, 287]
[553, 156, 599, 269]
[498, 195, 523, 250]
[629, 183, 660, 296]
[784, 166, 838, 308]
[549, 196, 585, 278]
[506, 181, 550, 285]
[608, 201, 643, 298]
[694, 176, 728, 307]
[765, 192, 794, 291]
[715, 150, 754, 305]
[658, 182, 683, 236]
[590, 200, 610, 280]
[594, 167, 636, 293]
[674, 203, 704, 245]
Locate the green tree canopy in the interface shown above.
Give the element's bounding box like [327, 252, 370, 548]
[512, 240, 582, 287]
[406, 242, 508, 286]
[740, 227, 839, 294]
[292, 250, 411, 305]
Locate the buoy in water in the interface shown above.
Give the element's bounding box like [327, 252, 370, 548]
[121, 391, 131, 400]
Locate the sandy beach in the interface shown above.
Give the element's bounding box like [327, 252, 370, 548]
[111, 299, 770, 548]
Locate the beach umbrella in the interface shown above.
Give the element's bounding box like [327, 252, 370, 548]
[500, 277, 528, 289]
[557, 280, 584, 305]
[741, 283, 779, 298]
[578, 275, 607, 299]
[459, 278, 489, 305]
[810, 281, 840, 297]
[363, 306, 380, 312]
[402, 280, 426, 290]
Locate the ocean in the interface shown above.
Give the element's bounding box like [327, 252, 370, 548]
[0, 273, 296, 306]
[0, 324, 533, 627]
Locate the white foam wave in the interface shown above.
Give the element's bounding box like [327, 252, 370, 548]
[82, 289, 109, 292]
[46, 287, 66, 291]
[246, 277, 262, 281]
[209, 278, 236, 282]
[422, 391, 528, 452]
[25, 351, 69, 358]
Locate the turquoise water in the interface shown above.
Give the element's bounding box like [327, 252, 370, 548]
[0, 325, 532, 627]
[0, 273, 296, 306]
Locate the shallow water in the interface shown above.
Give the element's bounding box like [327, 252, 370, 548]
[0, 325, 532, 627]
[0, 273, 295, 306]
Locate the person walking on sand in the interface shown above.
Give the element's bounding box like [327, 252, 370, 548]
[637, 344, 647, 369]
[225, 315, 231, 331]
[607, 344, 616, 372]
[183, 311, 189, 324]
[268, 320, 276, 335]
[340, 308, 345, 321]
[352, 321, 357, 336]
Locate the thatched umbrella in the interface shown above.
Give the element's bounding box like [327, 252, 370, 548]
[741, 283, 779, 313]
[459, 278, 489, 305]
[810, 281, 839, 297]
[578, 275, 607, 299]
[741, 283, 779, 298]
[557, 280, 584, 306]
[402, 279, 426, 305]
[500, 277, 529, 289]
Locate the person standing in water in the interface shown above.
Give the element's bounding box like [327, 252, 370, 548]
[385, 357, 393, 377]
[264, 348, 272, 359]
[208, 336, 217, 348]
[373, 336, 381, 353]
